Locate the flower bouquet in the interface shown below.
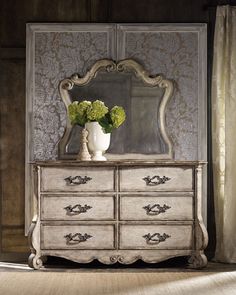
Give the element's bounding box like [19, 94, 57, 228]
[68, 100, 126, 160]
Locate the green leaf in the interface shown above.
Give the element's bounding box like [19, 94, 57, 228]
[98, 114, 114, 134]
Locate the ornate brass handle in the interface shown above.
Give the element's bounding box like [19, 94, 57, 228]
[143, 175, 171, 186]
[143, 233, 171, 245]
[143, 204, 171, 215]
[64, 233, 92, 244]
[64, 175, 92, 185]
[142, 175, 171, 186]
[64, 204, 92, 215]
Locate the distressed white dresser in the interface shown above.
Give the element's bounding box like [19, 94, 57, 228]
[28, 160, 208, 269]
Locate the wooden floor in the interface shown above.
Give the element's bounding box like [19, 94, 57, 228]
[0, 262, 236, 295]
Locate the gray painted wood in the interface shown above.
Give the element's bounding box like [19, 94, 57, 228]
[41, 195, 115, 221]
[41, 224, 115, 250]
[119, 224, 192, 250]
[28, 161, 208, 269]
[120, 195, 193, 221]
[119, 167, 193, 191]
[40, 167, 115, 192]
[40, 249, 193, 265]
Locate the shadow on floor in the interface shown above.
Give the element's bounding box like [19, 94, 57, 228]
[44, 255, 188, 270]
[40, 256, 236, 272]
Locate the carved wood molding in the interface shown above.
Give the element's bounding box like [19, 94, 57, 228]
[39, 251, 207, 268]
[58, 58, 174, 160]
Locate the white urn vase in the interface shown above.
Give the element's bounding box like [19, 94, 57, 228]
[85, 122, 111, 161]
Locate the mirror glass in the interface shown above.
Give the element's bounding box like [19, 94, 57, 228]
[66, 70, 166, 156]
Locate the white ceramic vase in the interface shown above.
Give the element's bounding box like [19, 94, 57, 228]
[85, 122, 111, 161]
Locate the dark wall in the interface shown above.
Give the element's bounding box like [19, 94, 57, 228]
[1, 0, 232, 261]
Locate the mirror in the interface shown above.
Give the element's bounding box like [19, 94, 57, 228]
[59, 59, 174, 160]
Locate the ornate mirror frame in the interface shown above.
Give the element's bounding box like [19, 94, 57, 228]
[58, 59, 174, 160]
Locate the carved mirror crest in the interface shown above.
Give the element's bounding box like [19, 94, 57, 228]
[58, 59, 174, 160]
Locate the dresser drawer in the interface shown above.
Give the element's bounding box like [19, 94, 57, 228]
[41, 224, 115, 250]
[41, 195, 115, 221]
[119, 224, 192, 250]
[120, 194, 193, 221]
[119, 167, 193, 191]
[40, 167, 115, 192]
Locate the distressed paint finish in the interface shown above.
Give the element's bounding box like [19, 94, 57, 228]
[120, 195, 193, 221]
[40, 166, 115, 192]
[119, 166, 193, 191]
[119, 224, 193, 250]
[41, 224, 115, 250]
[28, 161, 208, 269]
[41, 195, 115, 221]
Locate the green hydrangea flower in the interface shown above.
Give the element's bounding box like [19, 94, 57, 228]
[68, 100, 126, 132]
[110, 106, 126, 128]
[86, 100, 109, 121]
[68, 100, 91, 126]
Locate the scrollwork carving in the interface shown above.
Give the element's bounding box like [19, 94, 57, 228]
[188, 252, 207, 269]
[143, 203, 171, 215]
[64, 175, 92, 185]
[143, 175, 171, 186]
[28, 254, 43, 269]
[61, 79, 75, 90]
[143, 232, 171, 245]
[110, 255, 125, 263]
[64, 204, 92, 215]
[64, 233, 92, 245]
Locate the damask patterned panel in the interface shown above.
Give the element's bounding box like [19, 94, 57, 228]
[31, 25, 116, 161]
[117, 25, 207, 160]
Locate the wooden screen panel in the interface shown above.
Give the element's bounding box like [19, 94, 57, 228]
[0, 60, 28, 256]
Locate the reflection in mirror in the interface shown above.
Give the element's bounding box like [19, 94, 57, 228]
[59, 59, 173, 160]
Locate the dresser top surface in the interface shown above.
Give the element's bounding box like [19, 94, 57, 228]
[31, 160, 207, 167]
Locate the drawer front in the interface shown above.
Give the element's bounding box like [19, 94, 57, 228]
[41, 167, 115, 192]
[119, 225, 192, 249]
[119, 167, 193, 191]
[120, 194, 193, 221]
[41, 225, 115, 250]
[41, 195, 115, 221]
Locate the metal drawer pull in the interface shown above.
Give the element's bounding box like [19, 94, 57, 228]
[142, 175, 171, 186]
[64, 233, 92, 244]
[64, 204, 92, 215]
[64, 175, 92, 185]
[143, 233, 171, 245]
[143, 204, 171, 215]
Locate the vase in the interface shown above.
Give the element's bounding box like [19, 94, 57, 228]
[85, 122, 111, 161]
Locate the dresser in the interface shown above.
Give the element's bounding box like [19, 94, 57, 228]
[28, 160, 208, 269]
